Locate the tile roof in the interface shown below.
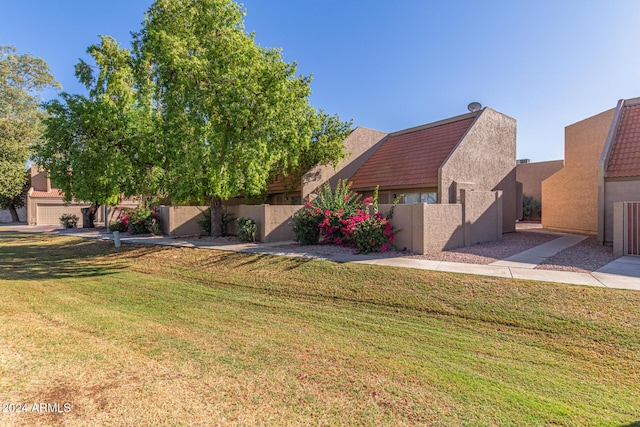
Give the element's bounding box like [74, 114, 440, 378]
[30, 190, 65, 198]
[349, 116, 477, 189]
[606, 103, 640, 178]
[268, 173, 301, 194]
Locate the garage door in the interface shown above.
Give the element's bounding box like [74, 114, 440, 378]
[36, 204, 86, 227]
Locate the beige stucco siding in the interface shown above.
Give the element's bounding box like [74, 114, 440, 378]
[439, 108, 517, 232]
[542, 109, 615, 235]
[516, 160, 564, 202]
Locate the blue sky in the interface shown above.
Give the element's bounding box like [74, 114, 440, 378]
[2, 1, 639, 161]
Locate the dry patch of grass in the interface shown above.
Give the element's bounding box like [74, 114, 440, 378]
[0, 233, 639, 426]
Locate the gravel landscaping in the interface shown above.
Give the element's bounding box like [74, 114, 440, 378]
[408, 230, 559, 264]
[536, 236, 615, 273]
[181, 228, 618, 273]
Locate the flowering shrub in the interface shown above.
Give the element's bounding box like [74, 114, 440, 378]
[112, 207, 161, 235]
[291, 180, 401, 254]
[351, 210, 396, 254]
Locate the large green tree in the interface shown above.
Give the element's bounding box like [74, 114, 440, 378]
[133, 0, 352, 235]
[33, 36, 155, 227]
[0, 45, 59, 221]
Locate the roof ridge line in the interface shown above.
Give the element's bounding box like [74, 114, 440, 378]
[389, 110, 480, 137]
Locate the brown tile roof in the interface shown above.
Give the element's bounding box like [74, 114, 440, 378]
[268, 173, 302, 194]
[606, 103, 640, 178]
[30, 190, 65, 198]
[349, 116, 477, 189]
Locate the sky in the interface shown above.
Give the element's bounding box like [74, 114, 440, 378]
[2, 0, 640, 162]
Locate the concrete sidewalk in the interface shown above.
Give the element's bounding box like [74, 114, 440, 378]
[489, 234, 587, 269]
[1, 224, 639, 291]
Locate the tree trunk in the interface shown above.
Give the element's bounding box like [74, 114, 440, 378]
[81, 203, 100, 228]
[210, 196, 223, 237]
[8, 203, 20, 222]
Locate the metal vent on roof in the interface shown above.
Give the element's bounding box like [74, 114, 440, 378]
[467, 102, 482, 112]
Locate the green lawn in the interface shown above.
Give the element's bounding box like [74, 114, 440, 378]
[0, 232, 639, 426]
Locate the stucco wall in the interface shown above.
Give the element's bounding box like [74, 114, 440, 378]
[377, 189, 501, 254]
[158, 206, 209, 237]
[542, 108, 615, 235]
[439, 108, 517, 232]
[227, 204, 302, 243]
[462, 189, 503, 246]
[0, 207, 26, 223]
[603, 179, 640, 244]
[516, 160, 564, 202]
[377, 203, 463, 254]
[30, 165, 49, 192]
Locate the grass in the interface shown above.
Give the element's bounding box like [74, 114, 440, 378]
[0, 232, 639, 426]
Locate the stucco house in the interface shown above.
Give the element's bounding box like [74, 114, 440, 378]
[348, 107, 518, 232]
[26, 165, 101, 227]
[27, 165, 138, 227]
[542, 97, 640, 245]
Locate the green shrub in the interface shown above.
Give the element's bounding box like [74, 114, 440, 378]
[197, 207, 212, 235]
[236, 217, 256, 242]
[198, 207, 235, 236]
[291, 206, 322, 245]
[522, 196, 542, 220]
[59, 213, 78, 228]
[109, 220, 127, 232]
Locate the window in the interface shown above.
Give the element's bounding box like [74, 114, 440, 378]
[404, 193, 419, 204]
[403, 192, 437, 204]
[421, 192, 437, 204]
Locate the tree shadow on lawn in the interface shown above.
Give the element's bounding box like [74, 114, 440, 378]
[197, 249, 316, 272]
[0, 233, 171, 281]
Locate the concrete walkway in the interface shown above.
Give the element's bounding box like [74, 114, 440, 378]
[1, 224, 639, 291]
[489, 234, 587, 269]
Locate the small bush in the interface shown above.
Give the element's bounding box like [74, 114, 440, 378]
[59, 213, 78, 228]
[236, 217, 256, 242]
[109, 220, 127, 232]
[198, 207, 235, 236]
[522, 196, 542, 220]
[197, 207, 212, 235]
[291, 206, 322, 245]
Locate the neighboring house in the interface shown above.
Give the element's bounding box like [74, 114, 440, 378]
[348, 108, 518, 232]
[516, 159, 564, 219]
[27, 165, 103, 227]
[263, 126, 388, 205]
[27, 165, 137, 227]
[542, 97, 640, 244]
